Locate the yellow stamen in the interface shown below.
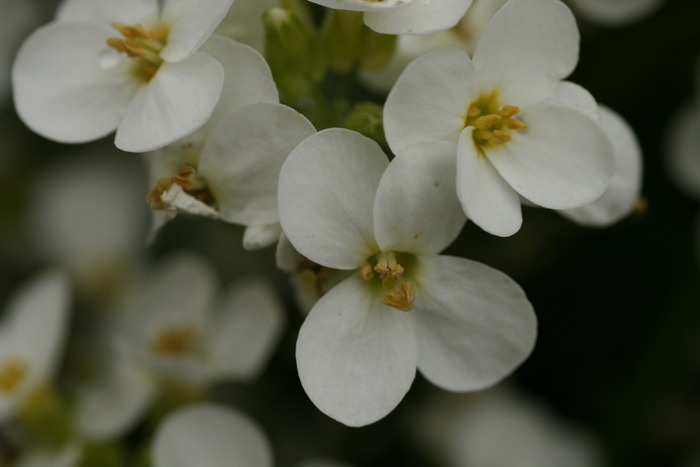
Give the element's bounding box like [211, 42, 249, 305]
[107, 22, 168, 81]
[0, 358, 28, 394]
[465, 92, 527, 151]
[146, 166, 215, 211]
[361, 252, 415, 312]
[152, 324, 198, 356]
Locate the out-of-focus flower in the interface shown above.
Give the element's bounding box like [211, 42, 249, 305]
[13, 0, 236, 152]
[307, 0, 474, 35]
[561, 105, 643, 226]
[278, 128, 536, 426]
[0, 270, 70, 423]
[418, 388, 604, 467]
[216, 0, 279, 52]
[384, 0, 614, 237]
[13, 445, 81, 467]
[145, 102, 313, 250]
[567, 0, 665, 26]
[152, 403, 273, 467]
[27, 152, 148, 300]
[361, 0, 507, 93]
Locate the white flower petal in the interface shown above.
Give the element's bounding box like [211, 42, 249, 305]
[308, 0, 416, 12]
[364, 0, 473, 35]
[0, 270, 70, 421]
[456, 128, 522, 237]
[487, 103, 614, 209]
[374, 141, 465, 254]
[57, 0, 159, 24]
[561, 106, 642, 226]
[385, 47, 477, 152]
[297, 275, 416, 426]
[75, 362, 155, 440]
[15, 445, 82, 467]
[215, 0, 279, 52]
[200, 102, 314, 226]
[473, 0, 579, 107]
[153, 404, 273, 467]
[160, 183, 221, 219]
[413, 255, 536, 391]
[199, 35, 278, 125]
[12, 23, 137, 143]
[207, 280, 285, 381]
[115, 51, 224, 152]
[547, 81, 600, 123]
[160, 0, 235, 62]
[243, 223, 283, 250]
[278, 129, 388, 270]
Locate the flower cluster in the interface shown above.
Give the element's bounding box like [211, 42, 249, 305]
[5, 0, 649, 464]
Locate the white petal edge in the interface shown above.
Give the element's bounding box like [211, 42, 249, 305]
[160, 0, 236, 62]
[473, 0, 579, 107]
[296, 274, 416, 427]
[364, 0, 473, 35]
[115, 51, 224, 152]
[307, 0, 417, 12]
[374, 141, 465, 254]
[456, 128, 522, 237]
[412, 255, 536, 391]
[561, 106, 642, 226]
[384, 47, 477, 153]
[278, 129, 388, 270]
[666, 103, 700, 199]
[153, 403, 273, 467]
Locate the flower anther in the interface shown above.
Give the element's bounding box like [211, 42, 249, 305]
[151, 324, 199, 357]
[361, 251, 415, 312]
[465, 92, 527, 150]
[107, 22, 168, 82]
[147, 165, 214, 211]
[0, 357, 28, 394]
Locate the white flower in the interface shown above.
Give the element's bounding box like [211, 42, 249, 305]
[14, 445, 82, 467]
[13, 0, 236, 152]
[384, 0, 615, 237]
[567, 0, 665, 26]
[561, 105, 643, 226]
[145, 101, 314, 250]
[418, 388, 604, 467]
[307, 0, 474, 35]
[152, 403, 273, 467]
[278, 128, 536, 426]
[114, 253, 285, 385]
[0, 270, 70, 422]
[215, 0, 279, 52]
[0, 0, 42, 106]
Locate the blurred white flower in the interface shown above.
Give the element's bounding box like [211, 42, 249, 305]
[278, 128, 536, 426]
[361, 0, 507, 92]
[384, 0, 614, 237]
[26, 152, 148, 299]
[152, 403, 273, 467]
[308, 0, 473, 35]
[568, 0, 665, 26]
[0, 270, 70, 422]
[146, 102, 314, 250]
[13, 0, 236, 152]
[561, 105, 643, 226]
[13, 445, 81, 467]
[114, 253, 285, 385]
[419, 388, 604, 467]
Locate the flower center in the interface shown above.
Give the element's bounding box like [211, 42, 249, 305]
[151, 324, 198, 356]
[360, 251, 415, 312]
[147, 165, 215, 211]
[0, 357, 28, 394]
[465, 92, 527, 150]
[107, 23, 168, 82]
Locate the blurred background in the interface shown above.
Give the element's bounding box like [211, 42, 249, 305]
[1, 0, 700, 466]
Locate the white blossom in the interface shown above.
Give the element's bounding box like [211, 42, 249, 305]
[384, 0, 615, 237]
[0, 270, 70, 422]
[278, 128, 536, 426]
[568, 0, 665, 26]
[13, 0, 236, 152]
